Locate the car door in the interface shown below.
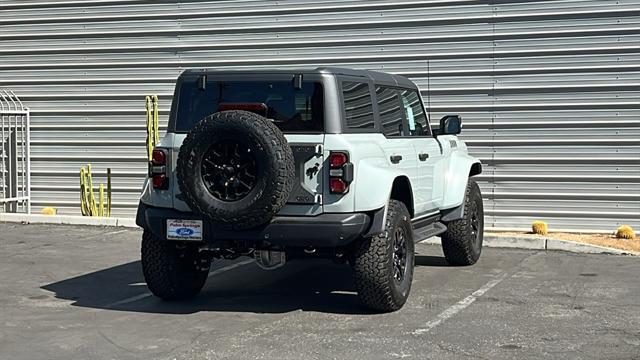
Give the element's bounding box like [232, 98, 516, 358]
[399, 88, 443, 214]
[374, 85, 418, 210]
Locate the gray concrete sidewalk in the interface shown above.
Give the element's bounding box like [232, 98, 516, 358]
[422, 234, 638, 255]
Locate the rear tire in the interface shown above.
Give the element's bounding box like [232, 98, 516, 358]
[441, 179, 484, 266]
[352, 200, 414, 312]
[141, 231, 211, 300]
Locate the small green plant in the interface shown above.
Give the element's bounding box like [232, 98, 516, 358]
[532, 220, 548, 235]
[80, 164, 112, 217]
[615, 225, 636, 239]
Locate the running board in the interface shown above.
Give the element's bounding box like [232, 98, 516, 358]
[413, 221, 447, 243]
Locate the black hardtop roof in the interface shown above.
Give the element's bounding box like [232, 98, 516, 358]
[180, 67, 417, 89]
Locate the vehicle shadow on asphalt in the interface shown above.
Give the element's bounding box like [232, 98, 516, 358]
[42, 255, 450, 315]
[415, 255, 450, 267]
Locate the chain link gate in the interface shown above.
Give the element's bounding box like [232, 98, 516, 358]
[0, 91, 31, 214]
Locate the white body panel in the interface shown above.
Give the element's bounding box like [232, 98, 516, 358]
[322, 133, 478, 216]
[141, 131, 480, 218]
[438, 135, 481, 210]
[322, 133, 415, 214]
[409, 137, 443, 215]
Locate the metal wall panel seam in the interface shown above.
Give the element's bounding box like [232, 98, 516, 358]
[3, 27, 639, 55]
[3, 7, 639, 40]
[2, 1, 481, 24]
[3, 45, 639, 70]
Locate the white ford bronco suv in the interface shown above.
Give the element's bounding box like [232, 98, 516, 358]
[136, 67, 483, 312]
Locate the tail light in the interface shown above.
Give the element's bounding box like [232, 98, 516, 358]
[329, 152, 348, 168]
[329, 178, 348, 193]
[150, 148, 168, 190]
[328, 151, 353, 194]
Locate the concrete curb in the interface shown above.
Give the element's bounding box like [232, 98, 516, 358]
[0, 213, 138, 228]
[421, 235, 638, 256]
[1, 214, 636, 256]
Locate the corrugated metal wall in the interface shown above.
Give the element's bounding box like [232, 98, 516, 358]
[1, 0, 638, 232]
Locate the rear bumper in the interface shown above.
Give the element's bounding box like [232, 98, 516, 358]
[136, 202, 371, 247]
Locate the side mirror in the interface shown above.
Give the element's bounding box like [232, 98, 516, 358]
[436, 115, 462, 135]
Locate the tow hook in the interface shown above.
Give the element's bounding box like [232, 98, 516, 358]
[254, 250, 286, 270]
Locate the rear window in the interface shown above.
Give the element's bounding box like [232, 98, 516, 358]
[175, 79, 324, 132]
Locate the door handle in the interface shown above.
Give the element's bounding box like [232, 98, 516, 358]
[418, 153, 429, 161]
[390, 155, 403, 164]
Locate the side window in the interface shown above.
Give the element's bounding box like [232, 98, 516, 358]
[342, 81, 374, 130]
[400, 89, 430, 136]
[376, 86, 405, 137]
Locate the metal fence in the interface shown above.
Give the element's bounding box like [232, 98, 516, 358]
[0, 91, 31, 214]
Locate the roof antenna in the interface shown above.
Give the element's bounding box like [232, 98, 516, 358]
[426, 58, 432, 124]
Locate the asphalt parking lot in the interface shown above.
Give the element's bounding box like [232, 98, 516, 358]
[0, 223, 638, 360]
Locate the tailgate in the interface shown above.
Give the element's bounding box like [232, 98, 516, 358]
[287, 141, 324, 205]
[171, 133, 324, 212]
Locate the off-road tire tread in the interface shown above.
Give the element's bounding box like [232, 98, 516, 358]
[441, 179, 483, 266]
[141, 231, 209, 300]
[177, 110, 295, 230]
[353, 200, 413, 312]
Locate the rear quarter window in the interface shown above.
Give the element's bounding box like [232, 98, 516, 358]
[342, 81, 375, 130]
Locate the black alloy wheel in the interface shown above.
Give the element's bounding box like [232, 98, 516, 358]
[201, 141, 257, 202]
[393, 227, 408, 284]
[470, 202, 482, 250]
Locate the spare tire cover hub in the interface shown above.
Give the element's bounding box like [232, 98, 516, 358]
[201, 141, 258, 202]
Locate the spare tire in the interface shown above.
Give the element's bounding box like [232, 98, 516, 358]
[176, 110, 295, 230]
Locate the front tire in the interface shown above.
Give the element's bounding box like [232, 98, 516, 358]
[353, 200, 415, 312]
[141, 231, 211, 300]
[441, 179, 484, 266]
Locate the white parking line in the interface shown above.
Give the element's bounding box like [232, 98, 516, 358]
[412, 272, 509, 335]
[82, 229, 129, 241]
[106, 292, 152, 308]
[105, 259, 254, 308]
[207, 259, 254, 277]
